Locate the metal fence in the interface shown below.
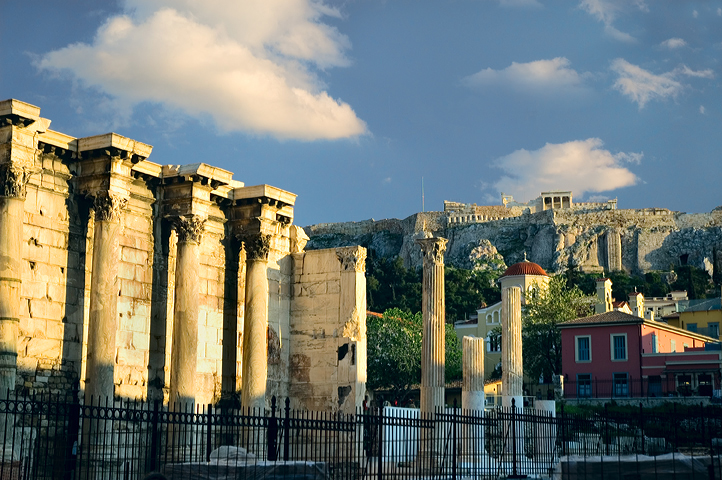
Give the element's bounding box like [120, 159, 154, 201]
[563, 377, 718, 399]
[0, 392, 720, 479]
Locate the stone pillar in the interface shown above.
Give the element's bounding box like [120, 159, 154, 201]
[417, 237, 448, 416]
[462, 336, 485, 460]
[462, 336, 485, 412]
[85, 192, 126, 402]
[501, 286, 523, 405]
[169, 215, 205, 407]
[0, 164, 33, 461]
[241, 233, 271, 411]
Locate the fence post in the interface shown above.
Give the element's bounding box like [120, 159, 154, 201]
[560, 403, 566, 457]
[511, 398, 519, 477]
[377, 406, 383, 480]
[638, 402, 644, 454]
[604, 403, 609, 456]
[283, 398, 290, 461]
[267, 396, 278, 461]
[149, 399, 160, 472]
[205, 403, 213, 462]
[452, 399, 457, 480]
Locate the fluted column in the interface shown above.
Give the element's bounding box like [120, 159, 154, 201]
[462, 336, 485, 411]
[416, 237, 448, 415]
[502, 286, 523, 402]
[241, 233, 271, 410]
[85, 191, 126, 402]
[462, 336, 485, 459]
[169, 215, 205, 406]
[0, 164, 33, 399]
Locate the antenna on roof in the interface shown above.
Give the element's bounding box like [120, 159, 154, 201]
[422, 177, 425, 213]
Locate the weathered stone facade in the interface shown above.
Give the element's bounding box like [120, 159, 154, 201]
[0, 99, 366, 412]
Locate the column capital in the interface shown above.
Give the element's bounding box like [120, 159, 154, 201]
[172, 215, 206, 244]
[336, 246, 367, 272]
[416, 237, 448, 267]
[240, 233, 271, 262]
[0, 163, 37, 199]
[92, 191, 128, 222]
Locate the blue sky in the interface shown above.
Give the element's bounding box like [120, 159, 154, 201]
[2, 0, 721, 225]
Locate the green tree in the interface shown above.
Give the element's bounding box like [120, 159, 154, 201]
[445, 263, 502, 321]
[522, 276, 593, 383]
[366, 308, 462, 401]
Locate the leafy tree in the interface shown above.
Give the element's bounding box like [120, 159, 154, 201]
[522, 276, 593, 384]
[366, 308, 462, 401]
[671, 265, 715, 299]
[445, 264, 502, 321]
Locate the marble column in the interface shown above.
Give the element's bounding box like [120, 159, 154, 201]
[85, 191, 126, 402]
[169, 215, 205, 407]
[0, 164, 32, 461]
[462, 336, 485, 460]
[462, 336, 485, 412]
[417, 237, 448, 416]
[241, 233, 271, 411]
[501, 286, 523, 404]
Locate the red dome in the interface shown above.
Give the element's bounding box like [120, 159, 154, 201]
[501, 261, 548, 277]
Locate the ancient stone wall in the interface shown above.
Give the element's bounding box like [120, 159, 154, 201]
[1, 99, 367, 411]
[289, 247, 367, 414]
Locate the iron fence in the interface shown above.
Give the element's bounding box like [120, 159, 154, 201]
[0, 392, 719, 479]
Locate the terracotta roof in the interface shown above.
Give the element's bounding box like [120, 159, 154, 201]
[558, 310, 641, 327]
[501, 260, 548, 278]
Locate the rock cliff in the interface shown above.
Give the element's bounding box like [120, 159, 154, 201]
[305, 207, 722, 277]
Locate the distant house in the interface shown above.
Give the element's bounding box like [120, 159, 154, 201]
[559, 279, 721, 399]
[664, 296, 722, 342]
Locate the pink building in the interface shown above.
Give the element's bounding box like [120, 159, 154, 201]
[559, 310, 722, 398]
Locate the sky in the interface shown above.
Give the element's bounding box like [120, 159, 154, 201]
[1, 0, 721, 226]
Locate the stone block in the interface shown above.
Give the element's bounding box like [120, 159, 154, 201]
[48, 246, 69, 267]
[29, 299, 63, 321]
[45, 282, 67, 304]
[117, 348, 146, 367]
[21, 280, 47, 300]
[24, 240, 49, 263]
[24, 338, 61, 359]
[119, 279, 148, 300]
[204, 343, 223, 360]
[117, 331, 134, 349]
[117, 262, 136, 281]
[132, 332, 150, 351]
[38, 228, 67, 249]
[121, 247, 149, 265]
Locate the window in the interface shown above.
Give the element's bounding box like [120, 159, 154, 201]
[651, 333, 658, 353]
[613, 373, 629, 397]
[648, 376, 662, 397]
[487, 333, 501, 353]
[611, 334, 627, 361]
[670, 339, 676, 352]
[577, 374, 592, 398]
[687, 323, 697, 333]
[709, 323, 719, 339]
[575, 336, 591, 362]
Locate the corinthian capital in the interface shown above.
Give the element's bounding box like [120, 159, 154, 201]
[416, 237, 448, 267]
[241, 233, 271, 262]
[0, 163, 36, 199]
[93, 191, 128, 222]
[336, 246, 367, 272]
[173, 215, 206, 244]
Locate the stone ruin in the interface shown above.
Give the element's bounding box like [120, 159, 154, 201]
[0, 98, 366, 413]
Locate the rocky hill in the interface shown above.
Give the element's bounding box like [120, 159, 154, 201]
[305, 206, 722, 277]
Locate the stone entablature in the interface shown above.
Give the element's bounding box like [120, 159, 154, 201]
[0, 99, 366, 412]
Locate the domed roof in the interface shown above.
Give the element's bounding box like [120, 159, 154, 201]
[501, 259, 548, 278]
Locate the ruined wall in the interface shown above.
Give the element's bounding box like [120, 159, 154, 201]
[3, 99, 367, 412]
[289, 247, 367, 414]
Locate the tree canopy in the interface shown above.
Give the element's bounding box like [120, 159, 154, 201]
[366, 308, 462, 401]
[522, 276, 593, 384]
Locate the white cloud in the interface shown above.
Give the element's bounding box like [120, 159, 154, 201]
[660, 38, 687, 49]
[717, 8, 721, 16]
[497, 0, 542, 7]
[490, 138, 640, 202]
[700, 105, 706, 114]
[693, 10, 698, 18]
[611, 59, 714, 108]
[463, 57, 587, 93]
[580, 0, 647, 42]
[36, 0, 366, 140]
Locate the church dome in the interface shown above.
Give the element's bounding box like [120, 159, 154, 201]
[501, 260, 548, 277]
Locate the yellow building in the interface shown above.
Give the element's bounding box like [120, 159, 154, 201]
[454, 257, 550, 380]
[664, 297, 722, 341]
